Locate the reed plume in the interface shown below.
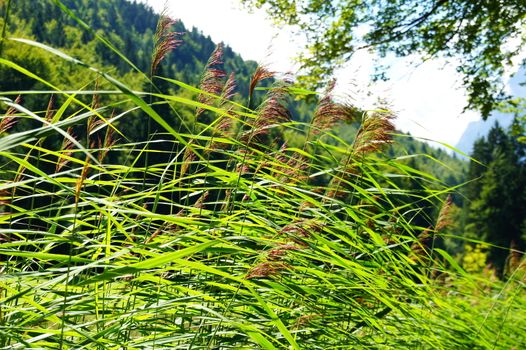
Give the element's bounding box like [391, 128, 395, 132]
[196, 44, 226, 117]
[55, 127, 76, 173]
[97, 120, 118, 163]
[435, 194, 453, 232]
[410, 196, 453, 264]
[242, 84, 291, 145]
[280, 219, 323, 245]
[268, 243, 301, 260]
[75, 160, 90, 205]
[44, 94, 55, 121]
[505, 240, 525, 278]
[409, 229, 432, 264]
[207, 72, 237, 147]
[220, 71, 237, 107]
[272, 143, 309, 183]
[151, 9, 182, 75]
[353, 108, 396, 156]
[249, 65, 274, 102]
[326, 106, 396, 199]
[311, 80, 357, 136]
[0, 95, 21, 134]
[180, 142, 196, 178]
[246, 261, 289, 279]
[194, 190, 209, 209]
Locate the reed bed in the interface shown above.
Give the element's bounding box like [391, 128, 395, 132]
[0, 2, 525, 348]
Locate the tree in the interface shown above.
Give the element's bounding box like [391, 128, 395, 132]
[464, 122, 526, 273]
[240, 0, 526, 118]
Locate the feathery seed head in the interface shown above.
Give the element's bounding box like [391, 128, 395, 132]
[151, 10, 182, 75]
[246, 261, 289, 279]
[249, 65, 274, 100]
[197, 44, 227, 116]
[312, 80, 357, 135]
[45, 95, 55, 121]
[180, 143, 197, 178]
[220, 72, 237, 106]
[0, 95, 21, 134]
[268, 243, 301, 260]
[435, 194, 453, 232]
[56, 127, 76, 172]
[194, 191, 210, 209]
[353, 108, 396, 156]
[98, 124, 118, 163]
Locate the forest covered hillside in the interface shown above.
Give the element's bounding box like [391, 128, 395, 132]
[1, 0, 257, 89]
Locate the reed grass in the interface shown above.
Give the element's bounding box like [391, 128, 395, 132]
[0, 1, 525, 349]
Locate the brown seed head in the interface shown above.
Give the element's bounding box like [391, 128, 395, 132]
[312, 80, 356, 136]
[151, 10, 182, 75]
[353, 108, 396, 156]
[56, 127, 76, 172]
[249, 65, 274, 100]
[246, 261, 289, 279]
[435, 194, 453, 232]
[0, 95, 22, 134]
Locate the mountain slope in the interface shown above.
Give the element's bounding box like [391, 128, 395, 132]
[1, 0, 257, 93]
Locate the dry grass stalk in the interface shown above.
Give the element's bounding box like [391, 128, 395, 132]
[151, 10, 182, 75]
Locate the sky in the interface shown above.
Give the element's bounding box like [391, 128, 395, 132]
[141, 0, 494, 148]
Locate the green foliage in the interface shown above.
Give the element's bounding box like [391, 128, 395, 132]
[0, 0, 524, 348]
[462, 244, 488, 274]
[241, 0, 526, 118]
[463, 122, 526, 273]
